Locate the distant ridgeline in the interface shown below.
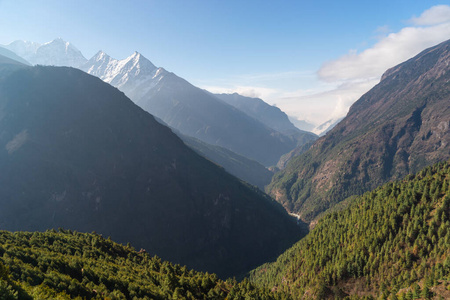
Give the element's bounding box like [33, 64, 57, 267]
[251, 160, 450, 299]
[80, 51, 316, 167]
[0, 230, 288, 299]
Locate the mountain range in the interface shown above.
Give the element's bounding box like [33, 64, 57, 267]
[0, 58, 302, 278]
[268, 39, 450, 221]
[80, 51, 307, 167]
[288, 116, 316, 132]
[3, 38, 317, 168]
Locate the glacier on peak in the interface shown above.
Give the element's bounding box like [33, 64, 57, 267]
[2, 38, 87, 68]
[1, 40, 41, 62]
[81, 50, 165, 100]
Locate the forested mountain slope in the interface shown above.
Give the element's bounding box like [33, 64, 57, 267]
[252, 161, 450, 299]
[268, 39, 450, 221]
[0, 230, 290, 299]
[0, 64, 302, 278]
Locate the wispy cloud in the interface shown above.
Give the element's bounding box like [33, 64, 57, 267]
[273, 79, 378, 125]
[318, 22, 450, 82]
[202, 5, 450, 127]
[410, 5, 450, 25]
[299, 5, 450, 125]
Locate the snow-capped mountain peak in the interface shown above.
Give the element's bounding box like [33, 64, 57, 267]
[42, 38, 75, 54]
[34, 38, 87, 67]
[1, 40, 41, 61]
[81, 51, 165, 100]
[2, 38, 87, 67]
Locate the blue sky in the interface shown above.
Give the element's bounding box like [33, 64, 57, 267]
[1, 0, 449, 127]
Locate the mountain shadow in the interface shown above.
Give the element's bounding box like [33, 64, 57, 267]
[0, 63, 303, 278]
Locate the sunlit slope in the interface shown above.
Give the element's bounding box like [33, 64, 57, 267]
[252, 161, 450, 299]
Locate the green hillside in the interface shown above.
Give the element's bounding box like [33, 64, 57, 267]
[251, 161, 450, 299]
[0, 230, 290, 300]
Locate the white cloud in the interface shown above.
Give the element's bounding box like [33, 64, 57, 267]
[410, 5, 450, 25]
[318, 22, 450, 82]
[272, 79, 377, 125]
[203, 5, 450, 128]
[298, 5, 450, 126]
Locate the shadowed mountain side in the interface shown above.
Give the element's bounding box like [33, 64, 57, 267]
[180, 134, 273, 190]
[214, 93, 318, 148]
[276, 140, 315, 170]
[81, 52, 298, 167]
[0, 54, 28, 79]
[0, 47, 30, 65]
[0, 65, 303, 279]
[135, 73, 297, 166]
[0, 53, 27, 67]
[268, 39, 450, 221]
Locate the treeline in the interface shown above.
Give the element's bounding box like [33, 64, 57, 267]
[251, 161, 450, 299]
[0, 229, 289, 299]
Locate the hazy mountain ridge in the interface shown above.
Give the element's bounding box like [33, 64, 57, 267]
[0, 46, 30, 65]
[214, 92, 318, 146]
[4, 39, 307, 167]
[288, 116, 316, 132]
[0, 53, 26, 67]
[3, 38, 87, 67]
[82, 50, 298, 166]
[214, 93, 303, 134]
[0, 62, 302, 278]
[268, 39, 450, 221]
[180, 134, 273, 190]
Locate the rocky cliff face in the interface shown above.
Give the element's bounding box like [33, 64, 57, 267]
[268, 39, 450, 221]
